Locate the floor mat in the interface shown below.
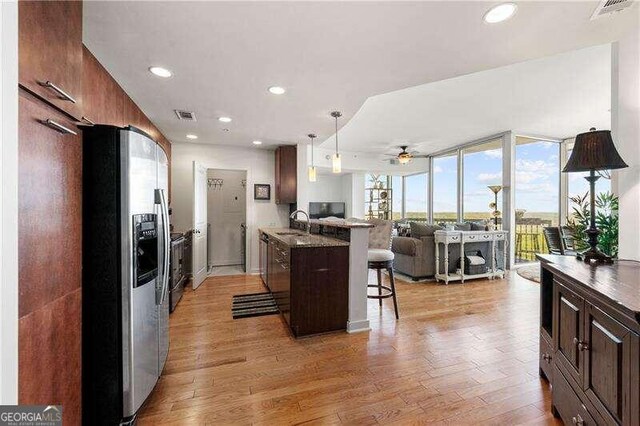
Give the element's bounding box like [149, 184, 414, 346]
[232, 292, 279, 319]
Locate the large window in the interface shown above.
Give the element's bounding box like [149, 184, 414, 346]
[432, 153, 458, 223]
[462, 139, 502, 223]
[404, 173, 428, 220]
[514, 137, 560, 263]
[391, 175, 403, 220]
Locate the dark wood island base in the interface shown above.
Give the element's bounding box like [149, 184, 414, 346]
[260, 229, 350, 338]
[538, 254, 640, 425]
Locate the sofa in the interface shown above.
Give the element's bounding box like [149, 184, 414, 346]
[391, 221, 491, 280]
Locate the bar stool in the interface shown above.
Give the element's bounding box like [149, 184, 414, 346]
[366, 219, 399, 319]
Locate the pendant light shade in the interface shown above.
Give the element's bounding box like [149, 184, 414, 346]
[332, 153, 341, 174]
[308, 166, 317, 182]
[307, 133, 317, 182]
[331, 111, 342, 174]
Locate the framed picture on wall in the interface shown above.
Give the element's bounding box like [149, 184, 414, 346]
[254, 184, 271, 200]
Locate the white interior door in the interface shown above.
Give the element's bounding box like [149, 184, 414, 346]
[192, 162, 208, 289]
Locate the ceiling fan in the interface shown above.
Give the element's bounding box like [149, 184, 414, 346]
[385, 146, 429, 164]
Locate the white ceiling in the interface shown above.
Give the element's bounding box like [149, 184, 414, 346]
[336, 43, 612, 156]
[83, 1, 637, 152]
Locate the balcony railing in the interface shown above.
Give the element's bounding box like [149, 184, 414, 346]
[394, 215, 553, 263]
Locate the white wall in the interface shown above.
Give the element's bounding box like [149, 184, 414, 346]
[171, 143, 290, 273]
[0, 0, 19, 404]
[206, 169, 247, 267]
[612, 25, 640, 261]
[308, 174, 344, 203]
[341, 172, 366, 219]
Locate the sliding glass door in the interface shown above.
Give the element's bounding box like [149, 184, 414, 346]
[514, 137, 560, 263]
[462, 139, 503, 225]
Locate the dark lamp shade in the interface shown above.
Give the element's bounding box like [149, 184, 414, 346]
[563, 129, 628, 173]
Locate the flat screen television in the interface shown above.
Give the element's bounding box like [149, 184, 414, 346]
[309, 202, 346, 219]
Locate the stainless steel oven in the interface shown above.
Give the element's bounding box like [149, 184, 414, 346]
[259, 233, 269, 289]
[170, 234, 186, 312]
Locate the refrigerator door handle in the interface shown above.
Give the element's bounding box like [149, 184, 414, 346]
[155, 188, 171, 305]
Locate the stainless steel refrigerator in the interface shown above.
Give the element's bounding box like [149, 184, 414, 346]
[82, 125, 170, 425]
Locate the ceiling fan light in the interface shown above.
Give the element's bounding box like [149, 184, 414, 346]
[398, 153, 412, 164]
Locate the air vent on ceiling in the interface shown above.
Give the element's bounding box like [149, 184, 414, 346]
[591, 0, 634, 19]
[174, 110, 197, 121]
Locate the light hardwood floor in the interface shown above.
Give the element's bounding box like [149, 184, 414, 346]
[138, 271, 561, 425]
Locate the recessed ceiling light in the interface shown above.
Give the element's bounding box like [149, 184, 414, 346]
[483, 3, 517, 23]
[218, 116, 232, 123]
[148, 66, 173, 78]
[186, 134, 198, 140]
[268, 86, 286, 95]
[253, 140, 263, 145]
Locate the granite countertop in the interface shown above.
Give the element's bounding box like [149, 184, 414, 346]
[260, 228, 350, 248]
[306, 219, 375, 229]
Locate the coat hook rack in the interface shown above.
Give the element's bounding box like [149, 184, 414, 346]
[207, 178, 224, 190]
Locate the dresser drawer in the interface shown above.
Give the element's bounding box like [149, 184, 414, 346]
[445, 234, 461, 243]
[462, 233, 491, 242]
[553, 364, 601, 426]
[493, 232, 506, 240]
[539, 334, 553, 383]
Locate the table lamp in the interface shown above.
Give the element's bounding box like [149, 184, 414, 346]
[562, 128, 628, 263]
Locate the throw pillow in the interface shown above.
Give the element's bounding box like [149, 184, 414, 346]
[410, 222, 443, 237]
[454, 222, 472, 231]
[470, 222, 486, 231]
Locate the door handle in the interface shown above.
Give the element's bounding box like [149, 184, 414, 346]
[40, 119, 77, 135]
[81, 116, 95, 125]
[156, 189, 171, 305]
[38, 80, 77, 103]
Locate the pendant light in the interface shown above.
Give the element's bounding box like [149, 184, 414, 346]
[330, 111, 342, 173]
[308, 133, 317, 182]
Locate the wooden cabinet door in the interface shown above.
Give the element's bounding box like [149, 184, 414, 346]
[19, 1, 83, 120]
[123, 95, 153, 137]
[275, 146, 296, 204]
[280, 257, 291, 327]
[18, 90, 82, 425]
[554, 281, 584, 383]
[583, 303, 637, 425]
[268, 241, 277, 295]
[81, 47, 124, 127]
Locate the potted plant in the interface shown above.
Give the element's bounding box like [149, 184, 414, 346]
[566, 191, 619, 258]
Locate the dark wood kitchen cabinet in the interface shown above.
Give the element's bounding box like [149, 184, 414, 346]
[18, 89, 82, 425]
[19, 0, 83, 120]
[538, 255, 640, 426]
[265, 234, 348, 337]
[275, 145, 297, 204]
[81, 46, 125, 127]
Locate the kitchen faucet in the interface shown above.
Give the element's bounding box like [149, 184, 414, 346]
[290, 209, 310, 234]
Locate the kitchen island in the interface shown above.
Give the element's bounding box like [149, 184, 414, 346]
[260, 220, 374, 336]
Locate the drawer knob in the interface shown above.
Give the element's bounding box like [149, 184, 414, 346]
[573, 338, 589, 352]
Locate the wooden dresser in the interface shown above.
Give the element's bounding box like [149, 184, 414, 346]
[538, 254, 640, 425]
